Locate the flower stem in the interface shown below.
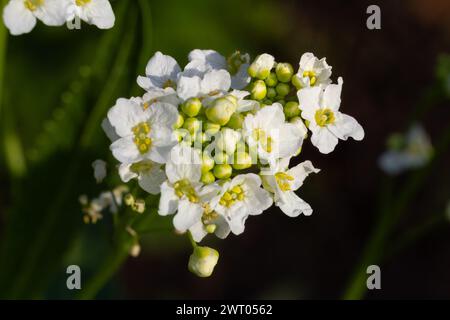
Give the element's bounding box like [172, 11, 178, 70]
[188, 231, 198, 248]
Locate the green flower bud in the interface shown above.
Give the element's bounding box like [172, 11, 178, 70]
[214, 152, 229, 165]
[201, 171, 216, 184]
[183, 117, 201, 136]
[250, 80, 267, 100]
[188, 246, 219, 278]
[267, 87, 277, 99]
[291, 74, 302, 89]
[276, 99, 286, 106]
[201, 153, 215, 173]
[265, 72, 278, 87]
[213, 164, 232, 179]
[232, 152, 252, 170]
[223, 94, 238, 106]
[275, 82, 290, 97]
[283, 101, 300, 118]
[276, 62, 294, 83]
[124, 193, 135, 206]
[204, 122, 221, 135]
[205, 224, 217, 234]
[181, 98, 202, 117]
[227, 112, 244, 130]
[205, 98, 236, 126]
[248, 54, 275, 80]
[174, 113, 184, 129]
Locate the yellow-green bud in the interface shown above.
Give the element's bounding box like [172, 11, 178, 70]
[181, 98, 202, 117]
[205, 98, 236, 126]
[188, 246, 219, 278]
[267, 87, 277, 99]
[232, 152, 252, 170]
[183, 117, 201, 135]
[205, 224, 217, 234]
[250, 80, 267, 100]
[204, 122, 221, 135]
[284, 101, 300, 118]
[214, 152, 229, 164]
[276, 62, 294, 83]
[227, 112, 244, 130]
[132, 199, 146, 214]
[124, 193, 135, 206]
[265, 72, 278, 87]
[277, 99, 286, 106]
[215, 128, 240, 154]
[276, 82, 290, 97]
[201, 153, 215, 173]
[247, 53, 275, 80]
[174, 113, 184, 129]
[213, 164, 232, 179]
[201, 171, 216, 184]
[291, 74, 302, 89]
[223, 94, 238, 106]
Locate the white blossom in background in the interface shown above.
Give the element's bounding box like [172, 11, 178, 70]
[298, 77, 364, 154]
[66, 0, 115, 29]
[378, 124, 433, 175]
[92, 159, 107, 183]
[3, 0, 69, 35]
[98, 49, 365, 276]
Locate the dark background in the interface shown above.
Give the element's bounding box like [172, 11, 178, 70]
[0, 0, 449, 299]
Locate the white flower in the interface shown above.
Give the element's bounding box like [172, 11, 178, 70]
[107, 97, 178, 164]
[378, 124, 433, 175]
[119, 161, 166, 195]
[92, 159, 107, 183]
[3, 0, 68, 35]
[158, 145, 221, 235]
[137, 51, 181, 91]
[209, 173, 272, 235]
[292, 52, 332, 88]
[243, 103, 305, 166]
[142, 88, 180, 109]
[261, 158, 319, 217]
[248, 53, 275, 79]
[186, 49, 250, 90]
[177, 69, 231, 101]
[298, 78, 364, 154]
[66, 0, 115, 29]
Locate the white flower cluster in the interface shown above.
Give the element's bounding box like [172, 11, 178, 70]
[2, 0, 115, 35]
[103, 50, 364, 276]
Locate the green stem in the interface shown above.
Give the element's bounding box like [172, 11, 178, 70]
[343, 122, 450, 300]
[188, 231, 198, 248]
[76, 247, 128, 300]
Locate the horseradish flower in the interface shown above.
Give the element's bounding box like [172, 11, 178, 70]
[107, 98, 178, 164]
[292, 52, 332, 88]
[177, 69, 231, 101]
[92, 159, 107, 183]
[158, 145, 221, 235]
[119, 161, 166, 195]
[209, 173, 272, 235]
[66, 0, 115, 29]
[261, 158, 319, 217]
[137, 51, 181, 91]
[378, 124, 433, 175]
[298, 78, 364, 154]
[3, 0, 68, 35]
[243, 103, 305, 166]
[186, 49, 251, 89]
[188, 245, 219, 278]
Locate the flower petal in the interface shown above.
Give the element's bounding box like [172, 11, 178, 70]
[110, 136, 141, 163]
[158, 181, 178, 216]
[173, 199, 203, 233]
[310, 125, 339, 154]
[3, 0, 37, 35]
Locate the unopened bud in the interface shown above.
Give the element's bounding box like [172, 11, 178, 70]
[248, 53, 275, 80]
[181, 98, 202, 117]
[232, 152, 253, 170]
[133, 199, 146, 213]
[291, 74, 302, 89]
[265, 72, 278, 87]
[267, 87, 277, 99]
[201, 153, 215, 173]
[284, 101, 300, 118]
[201, 171, 216, 184]
[250, 80, 267, 100]
[205, 224, 217, 234]
[174, 113, 184, 129]
[124, 193, 135, 206]
[205, 98, 236, 126]
[188, 246, 219, 278]
[213, 164, 232, 179]
[275, 82, 290, 97]
[276, 62, 294, 83]
[226, 112, 244, 130]
[183, 117, 201, 136]
[204, 122, 221, 135]
[215, 128, 240, 154]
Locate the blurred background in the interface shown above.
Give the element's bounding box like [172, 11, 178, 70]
[0, 0, 450, 299]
